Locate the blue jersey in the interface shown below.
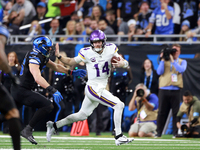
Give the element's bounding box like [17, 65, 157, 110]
[149, 6, 174, 34]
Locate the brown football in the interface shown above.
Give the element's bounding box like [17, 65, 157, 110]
[111, 56, 120, 63]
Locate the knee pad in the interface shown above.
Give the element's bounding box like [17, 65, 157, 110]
[113, 101, 124, 110]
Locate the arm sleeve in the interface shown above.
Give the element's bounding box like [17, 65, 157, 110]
[29, 55, 41, 65]
[172, 60, 187, 73]
[76, 48, 87, 63]
[157, 61, 165, 75]
[192, 102, 200, 119]
[148, 94, 159, 110]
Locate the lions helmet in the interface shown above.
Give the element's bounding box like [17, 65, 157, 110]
[89, 30, 106, 52]
[33, 36, 53, 57]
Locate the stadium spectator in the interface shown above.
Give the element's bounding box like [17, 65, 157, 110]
[46, 30, 134, 146]
[179, 20, 190, 41]
[45, 0, 61, 17]
[186, 17, 200, 41]
[128, 83, 158, 137]
[116, 0, 140, 27]
[105, 9, 118, 34]
[75, 21, 86, 42]
[127, 19, 136, 41]
[60, 20, 76, 42]
[135, 0, 153, 41]
[98, 19, 116, 41]
[91, 5, 104, 22]
[0, 52, 21, 93]
[3, 2, 13, 22]
[48, 19, 64, 42]
[52, 0, 76, 17]
[149, 0, 161, 10]
[83, 16, 92, 28]
[32, 2, 50, 32]
[6, 10, 24, 35]
[156, 44, 187, 138]
[178, 0, 198, 30]
[10, 0, 36, 25]
[78, 0, 94, 17]
[25, 20, 46, 42]
[177, 90, 200, 138]
[86, 19, 98, 35]
[0, 24, 21, 150]
[145, 0, 174, 41]
[168, 1, 181, 36]
[140, 59, 159, 95]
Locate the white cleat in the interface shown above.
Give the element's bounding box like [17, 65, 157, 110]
[115, 135, 134, 146]
[46, 121, 55, 142]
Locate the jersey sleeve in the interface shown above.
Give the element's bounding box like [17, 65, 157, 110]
[74, 48, 87, 63]
[149, 8, 158, 23]
[28, 52, 41, 65]
[168, 6, 174, 16]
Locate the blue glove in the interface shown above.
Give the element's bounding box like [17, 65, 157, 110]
[72, 69, 87, 77]
[46, 86, 63, 103]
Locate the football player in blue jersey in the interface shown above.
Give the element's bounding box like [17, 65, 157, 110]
[11, 36, 87, 145]
[0, 25, 21, 150]
[145, 0, 174, 41]
[46, 30, 134, 146]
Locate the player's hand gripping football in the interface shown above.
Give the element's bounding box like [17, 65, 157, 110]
[111, 56, 125, 68]
[46, 86, 63, 104]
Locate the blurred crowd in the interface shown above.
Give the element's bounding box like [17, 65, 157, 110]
[1, 0, 200, 42]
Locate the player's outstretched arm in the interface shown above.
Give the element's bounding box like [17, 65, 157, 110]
[55, 43, 77, 66]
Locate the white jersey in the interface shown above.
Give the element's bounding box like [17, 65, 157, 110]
[74, 43, 119, 96]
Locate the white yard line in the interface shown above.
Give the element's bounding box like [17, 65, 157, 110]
[0, 135, 199, 142]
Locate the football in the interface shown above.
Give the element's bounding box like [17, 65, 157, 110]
[111, 56, 120, 63]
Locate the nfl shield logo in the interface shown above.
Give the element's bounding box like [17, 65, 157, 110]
[90, 57, 96, 62]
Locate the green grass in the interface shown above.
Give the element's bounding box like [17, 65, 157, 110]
[0, 132, 200, 150]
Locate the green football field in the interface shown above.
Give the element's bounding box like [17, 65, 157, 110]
[0, 132, 200, 150]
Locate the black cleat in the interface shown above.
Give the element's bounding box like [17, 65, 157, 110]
[21, 125, 37, 145]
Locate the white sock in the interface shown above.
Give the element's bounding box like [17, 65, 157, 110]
[113, 102, 124, 136]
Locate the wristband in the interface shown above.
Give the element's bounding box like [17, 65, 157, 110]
[57, 55, 62, 59]
[117, 17, 122, 20]
[123, 60, 129, 68]
[67, 70, 73, 75]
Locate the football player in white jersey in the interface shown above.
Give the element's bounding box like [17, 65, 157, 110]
[46, 30, 134, 146]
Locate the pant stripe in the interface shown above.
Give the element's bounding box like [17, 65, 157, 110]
[88, 85, 116, 107]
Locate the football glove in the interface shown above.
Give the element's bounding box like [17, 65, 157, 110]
[8, 72, 20, 86]
[46, 86, 63, 103]
[72, 69, 87, 77]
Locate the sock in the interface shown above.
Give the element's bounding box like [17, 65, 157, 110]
[8, 118, 21, 150]
[113, 102, 124, 136]
[115, 133, 123, 140]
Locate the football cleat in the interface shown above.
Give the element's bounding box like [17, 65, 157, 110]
[46, 121, 55, 142]
[21, 125, 37, 145]
[115, 135, 134, 146]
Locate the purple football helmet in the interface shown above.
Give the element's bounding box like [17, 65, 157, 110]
[89, 30, 107, 52]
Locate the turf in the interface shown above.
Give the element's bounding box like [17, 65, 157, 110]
[0, 132, 200, 150]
